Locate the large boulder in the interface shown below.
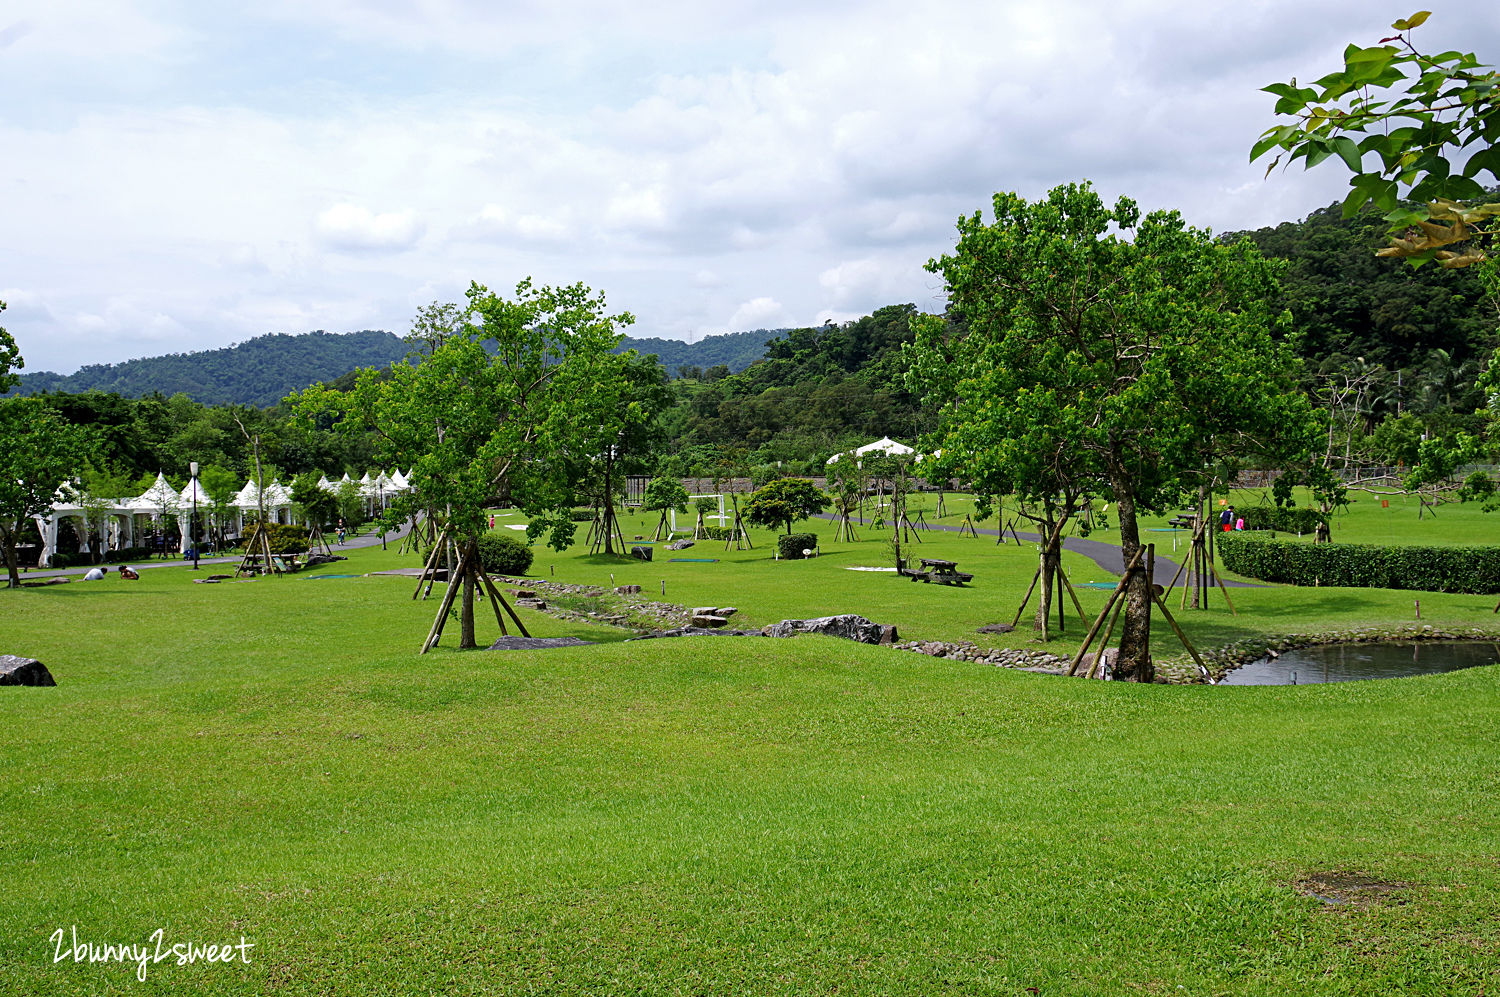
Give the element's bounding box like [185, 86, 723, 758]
[667, 539, 695, 551]
[762, 615, 890, 645]
[0, 655, 56, 686]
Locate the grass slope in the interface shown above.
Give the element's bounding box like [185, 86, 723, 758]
[2, 540, 1498, 994]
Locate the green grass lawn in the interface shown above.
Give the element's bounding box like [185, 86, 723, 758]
[2, 509, 1498, 994]
[534, 501, 1500, 662]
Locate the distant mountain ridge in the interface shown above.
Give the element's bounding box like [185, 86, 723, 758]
[619, 329, 781, 374]
[7, 327, 779, 406]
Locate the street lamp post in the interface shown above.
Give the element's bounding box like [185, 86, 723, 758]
[190, 461, 200, 571]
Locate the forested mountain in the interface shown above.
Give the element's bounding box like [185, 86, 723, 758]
[1226, 201, 1495, 372]
[654, 304, 933, 475]
[618, 329, 781, 375]
[10, 325, 782, 408]
[9, 330, 408, 407]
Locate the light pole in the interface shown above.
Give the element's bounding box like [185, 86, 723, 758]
[190, 461, 200, 571]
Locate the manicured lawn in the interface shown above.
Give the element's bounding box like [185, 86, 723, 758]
[536, 502, 1500, 661]
[2, 512, 1497, 994]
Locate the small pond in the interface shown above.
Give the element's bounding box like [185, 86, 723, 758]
[1221, 640, 1500, 685]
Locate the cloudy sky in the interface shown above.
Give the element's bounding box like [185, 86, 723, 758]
[3, 0, 1496, 374]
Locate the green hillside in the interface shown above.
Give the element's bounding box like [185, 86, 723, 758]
[8, 326, 779, 408]
[619, 328, 781, 375]
[8, 330, 408, 407]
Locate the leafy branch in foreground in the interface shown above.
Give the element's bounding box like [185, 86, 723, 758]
[1252, 11, 1499, 267]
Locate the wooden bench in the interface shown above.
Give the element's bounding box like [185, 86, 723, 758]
[905, 558, 974, 586]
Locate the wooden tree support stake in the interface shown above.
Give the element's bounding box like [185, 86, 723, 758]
[1066, 548, 1145, 676]
[413, 530, 448, 600]
[420, 544, 469, 653]
[1010, 566, 1042, 628]
[478, 567, 531, 638]
[1150, 587, 1213, 681]
[1083, 589, 1128, 679]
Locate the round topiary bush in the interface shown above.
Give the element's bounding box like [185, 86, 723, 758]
[477, 531, 533, 576]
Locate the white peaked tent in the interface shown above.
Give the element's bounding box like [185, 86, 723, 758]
[174, 478, 215, 511]
[137, 472, 181, 510]
[825, 437, 916, 464]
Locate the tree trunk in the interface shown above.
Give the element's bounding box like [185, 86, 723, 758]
[3, 528, 19, 589]
[1034, 540, 1052, 640]
[1111, 482, 1155, 682]
[460, 539, 478, 650]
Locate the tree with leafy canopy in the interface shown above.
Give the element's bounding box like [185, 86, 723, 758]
[641, 477, 690, 541]
[0, 300, 20, 392]
[563, 350, 671, 554]
[1253, 10, 1499, 267]
[909, 182, 1318, 682]
[743, 477, 830, 537]
[405, 300, 469, 359]
[291, 471, 339, 532]
[0, 397, 95, 587]
[295, 278, 633, 650]
[198, 463, 241, 549]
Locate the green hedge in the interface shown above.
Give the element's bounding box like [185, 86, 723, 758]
[698, 526, 736, 541]
[778, 533, 819, 560]
[1239, 506, 1327, 534]
[1218, 533, 1500, 594]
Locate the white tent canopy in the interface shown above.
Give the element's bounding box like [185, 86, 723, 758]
[136, 472, 180, 509]
[825, 437, 915, 464]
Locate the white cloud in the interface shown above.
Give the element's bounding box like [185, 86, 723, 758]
[314, 204, 425, 252]
[3, 0, 1497, 373]
[728, 296, 788, 330]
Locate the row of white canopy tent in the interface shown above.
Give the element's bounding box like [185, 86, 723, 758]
[824, 437, 928, 464]
[33, 469, 412, 567]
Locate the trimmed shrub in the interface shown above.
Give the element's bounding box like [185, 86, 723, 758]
[1218, 532, 1500, 594]
[778, 533, 819, 560]
[245, 522, 311, 555]
[1239, 505, 1328, 534]
[421, 531, 534, 576]
[699, 526, 736, 541]
[477, 531, 533, 576]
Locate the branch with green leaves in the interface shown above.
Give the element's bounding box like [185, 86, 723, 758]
[1253, 11, 1499, 267]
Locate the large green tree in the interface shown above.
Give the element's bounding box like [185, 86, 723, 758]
[1253, 11, 1499, 266]
[909, 182, 1317, 681]
[0, 300, 20, 392]
[296, 278, 634, 649]
[0, 397, 95, 587]
[743, 478, 830, 536]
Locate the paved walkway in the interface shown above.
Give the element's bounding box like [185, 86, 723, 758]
[819, 513, 1262, 588]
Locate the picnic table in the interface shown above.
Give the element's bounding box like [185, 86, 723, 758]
[900, 558, 974, 586]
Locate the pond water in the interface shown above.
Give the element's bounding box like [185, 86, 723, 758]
[1221, 640, 1500, 685]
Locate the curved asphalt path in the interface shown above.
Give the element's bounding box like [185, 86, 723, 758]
[820, 513, 1263, 588]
